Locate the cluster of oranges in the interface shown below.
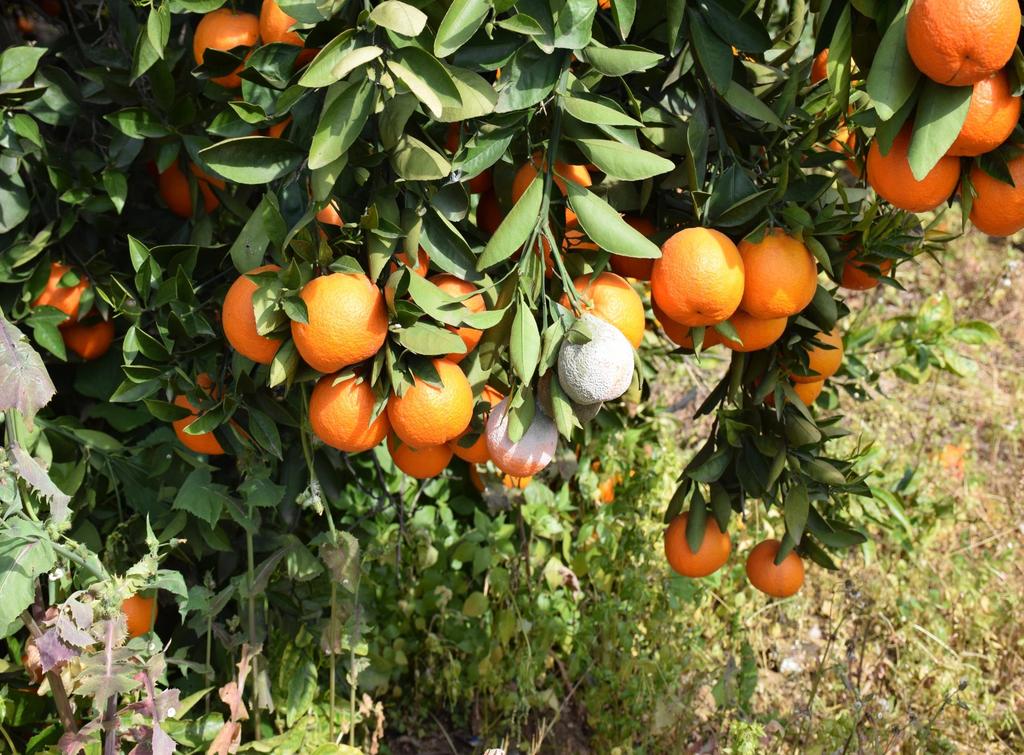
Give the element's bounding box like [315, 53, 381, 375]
[863, 0, 1024, 236]
[664, 514, 805, 598]
[31, 262, 114, 361]
[44, 0, 1000, 604]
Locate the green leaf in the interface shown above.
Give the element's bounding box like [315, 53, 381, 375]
[0, 170, 29, 235]
[783, 480, 809, 545]
[478, 175, 543, 269]
[368, 0, 427, 36]
[698, 0, 771, 53]
[563, 93, 642, 126]
[0, 47, 48, 87]
[865, 3, 920, 121]
[230, 194, 285, 272]
[275, 0, 323, 23]
[579, 44, 662, 76]
[686, 449, 730, 482]
[908, 81, 972, 181]
[146, 3, 171, 59]
[462, 591, 488, 617]
[285, 658, 317, 727]
[396, 322, 467, 355]
[308, 78, 375, 170]
[0, 519, 55, 637]
[199, 136, 304, 184]
[566, 184, 661, 258]
[173, 469, 230, 528]
[299, 31, 383, 88]
[457, 129, 514, 177]
[391, 135, 451, 180]
[495, 44, 561, 113]
[552, 0, 597, 50]
[949, 320, 999, 345]
[435, 0, 492, 57]
[685, 493, 707, 553]
[441, 65, 497, 121]
[103, 108, 172, 139]
[722, 82, 784, 127]
[388, 48, 461, 119]
[689, 11, 733, 92]
[510, 298, 540, 383]
[574, 139, 674, 180]
[611, 0, 637, 39]
[102, 170, 128, 214]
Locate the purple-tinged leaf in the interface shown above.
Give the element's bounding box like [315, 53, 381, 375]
[58, 720, 102, 754]
[0, 311, 55, 426]
[56, 613, 94, 648]
[151, 723, 177, 755]
[10, 445, 71, 520]
[75, 619, 138, 709]
[66, 596, 94, 630]
[36, 627, 80, 673]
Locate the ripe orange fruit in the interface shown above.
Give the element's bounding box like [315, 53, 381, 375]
[158, 162, 223, 218]
[391, 247, 430, 277]
[484, 397, 558, 477]
[62, 320, 115, 360]
[719, 310, 788, 352]
[476, 190, 504, 235]
[265, 117, 292, 138]
[291, 273, 388, 373]
[193, 8, 259, 87]
[502, 473, 531, 489]
[651, 227, 744, 327]
[122, 594, 157, 638]
[388, 359, 474, 448]
[791, 328, 844, 383]
[510, 152, 592, 205]
[652, 299, 721, 350]
[469, 464, 485, 492]
[609, 217, 657, 280]
[430, 274, 486, 363]
[561, 272, 645, 348]
[745, 539, 805, 598]
[387, 434, 453, 478]
[596, 475, 619, 503]
[969, 155, 1024, 237]
[948, 70, 1021, 157]
[663, 513, 732, 578]
[172, 374, 225, 456]
[450, 385, 503, 463]
[598, 0, 611, 9]
[259, 0, 302, 46]
[840, 254, 892, 290]
[309, 373, 389, 452]
[316, 202, 343, 226]
[764, 378, 826, 408]
[33, 262, 88, 322]
[223, 265, 283, 365]
[865, 126, 960, 213]
[810, 48, 829, 84]
[738, 229, 818, 320]
[562, 227, 599, 254]
[793, 379, 825, 405]
[906, 0, 1020, 87]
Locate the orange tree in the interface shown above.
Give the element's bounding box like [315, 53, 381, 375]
[0, 0, 1010, 749]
